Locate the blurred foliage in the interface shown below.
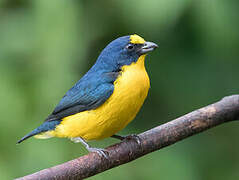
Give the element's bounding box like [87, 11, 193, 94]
[0, 0, 239, 179]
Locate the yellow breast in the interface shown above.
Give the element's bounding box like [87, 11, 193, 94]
[49, 55, 150, 140]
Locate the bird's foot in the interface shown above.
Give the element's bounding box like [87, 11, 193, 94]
[111, 134, 142, 145]
[87, 147, 109, 159]
[124, 134, 142, 145]
[71, 137, 109, 159]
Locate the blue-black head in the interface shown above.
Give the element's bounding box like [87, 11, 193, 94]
[94, 34, 158, 71]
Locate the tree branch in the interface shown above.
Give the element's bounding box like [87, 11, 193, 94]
[16, 95, 239, 180]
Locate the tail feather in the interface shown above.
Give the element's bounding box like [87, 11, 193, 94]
[17, 120, 61, 144]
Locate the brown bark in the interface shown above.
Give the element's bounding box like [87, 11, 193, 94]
[16, 95, 239, 180]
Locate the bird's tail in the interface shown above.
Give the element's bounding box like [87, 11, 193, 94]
[17, 120, 61, 144]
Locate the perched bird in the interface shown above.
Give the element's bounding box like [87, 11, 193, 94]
[17, 34, 158, 157]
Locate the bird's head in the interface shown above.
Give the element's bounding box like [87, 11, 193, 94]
[96, 34, 158, 71]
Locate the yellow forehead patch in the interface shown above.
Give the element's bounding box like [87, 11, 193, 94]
[130, 34, 145, 44]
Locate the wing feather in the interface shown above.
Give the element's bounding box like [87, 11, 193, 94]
[45, 71, 119, 121]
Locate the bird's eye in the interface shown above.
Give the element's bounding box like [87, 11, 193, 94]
[126, 44, 135, 51]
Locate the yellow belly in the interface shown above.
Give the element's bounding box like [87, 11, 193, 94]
[48, 55, 150, 140]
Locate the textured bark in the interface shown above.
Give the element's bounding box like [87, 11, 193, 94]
[16, 95, 239, 180]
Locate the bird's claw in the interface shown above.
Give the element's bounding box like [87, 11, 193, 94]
[87, 147, 109, 159]
[124, 134, 142, 145]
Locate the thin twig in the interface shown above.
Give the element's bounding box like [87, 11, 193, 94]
[16, 95, 239, 180]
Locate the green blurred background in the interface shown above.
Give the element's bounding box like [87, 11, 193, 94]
[0, 0, 239, 179]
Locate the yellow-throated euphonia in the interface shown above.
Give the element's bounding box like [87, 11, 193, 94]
[17, 34, 158, 157]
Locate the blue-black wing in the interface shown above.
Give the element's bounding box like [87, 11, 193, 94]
[45, 71, 119, 121]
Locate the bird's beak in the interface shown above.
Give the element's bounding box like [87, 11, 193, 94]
[138, 41, 158, 55]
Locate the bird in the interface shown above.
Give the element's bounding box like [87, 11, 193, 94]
[17, 34, 158, 157]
